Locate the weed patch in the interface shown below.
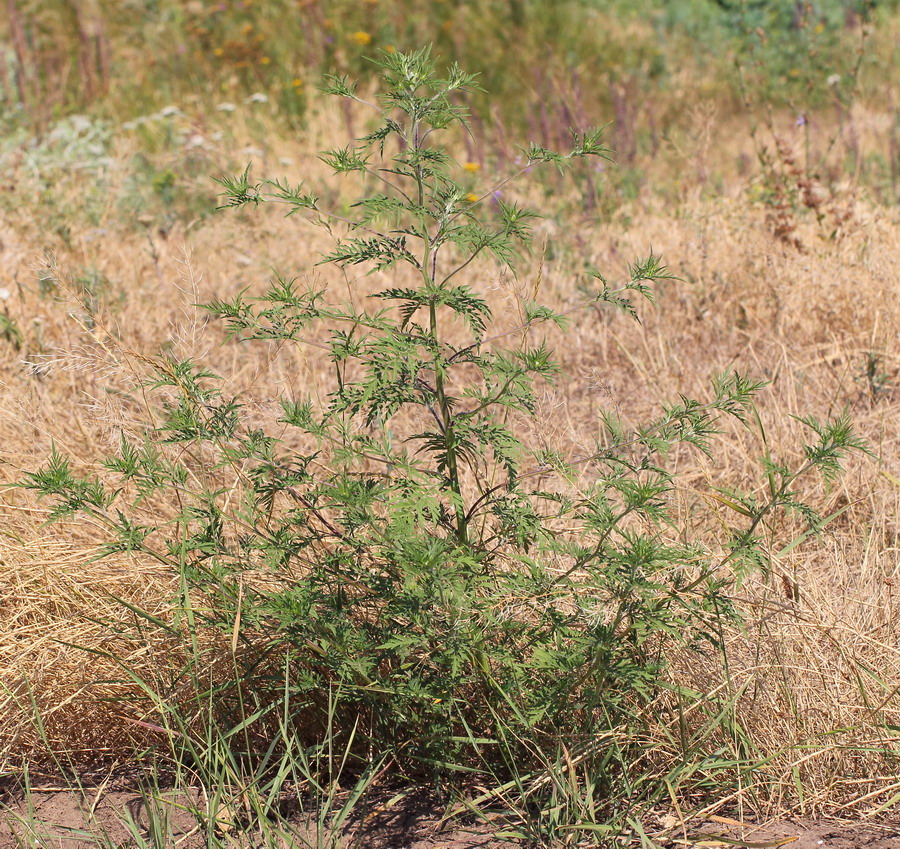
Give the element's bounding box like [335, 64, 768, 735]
[11, 48, 874, 844]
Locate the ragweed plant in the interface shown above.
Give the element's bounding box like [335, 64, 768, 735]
[21, 47, 865, 840]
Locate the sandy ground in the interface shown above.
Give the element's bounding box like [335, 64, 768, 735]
[2, 783, 899, 848]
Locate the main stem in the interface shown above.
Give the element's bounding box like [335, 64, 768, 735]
[412, 117, 468, 546]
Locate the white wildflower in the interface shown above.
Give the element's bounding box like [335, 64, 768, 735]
[216, 102, 237, 112]
[245, 92, 269, 104]
[69, 115, 92, 133]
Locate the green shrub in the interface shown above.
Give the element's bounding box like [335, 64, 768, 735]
[21, 46, 865, 841]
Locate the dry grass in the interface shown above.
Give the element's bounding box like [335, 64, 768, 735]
[1, 90, 899, 821]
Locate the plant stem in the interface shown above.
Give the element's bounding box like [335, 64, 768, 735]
[412, 115, 468, 545]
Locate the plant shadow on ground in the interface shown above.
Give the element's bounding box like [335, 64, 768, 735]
[2, 780, 899, 849]
[0, 770, 525, 848]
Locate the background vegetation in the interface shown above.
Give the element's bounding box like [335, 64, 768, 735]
[0, 1, 899, 846]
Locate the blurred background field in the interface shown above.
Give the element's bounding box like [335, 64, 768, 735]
[1, 0, 900, 837]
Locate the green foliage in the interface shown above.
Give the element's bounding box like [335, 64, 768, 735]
[20, 47, 866, 842]
[4, 0, 895, 225]
[4, 1, 886, 140]
[855, 351, 893, 403]
[0, 309, 22, 350]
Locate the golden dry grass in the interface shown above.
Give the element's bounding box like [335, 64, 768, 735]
[0, 92, 899, 821]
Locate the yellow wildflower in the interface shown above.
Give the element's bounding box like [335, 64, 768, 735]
[213, 46, 225, 57]
[384, 44, 396, 53]
[465, 192, 479, 204]
[350, 31, 372, 46]
[260, 55, 271, 65]
[292, 78, 304, 88]
[463, 161, 480, 173]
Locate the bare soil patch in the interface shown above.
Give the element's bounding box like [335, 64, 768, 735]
[700, 819, 900, 849]
[2, 783, 898, 848]
[0, 782, 517, 849]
